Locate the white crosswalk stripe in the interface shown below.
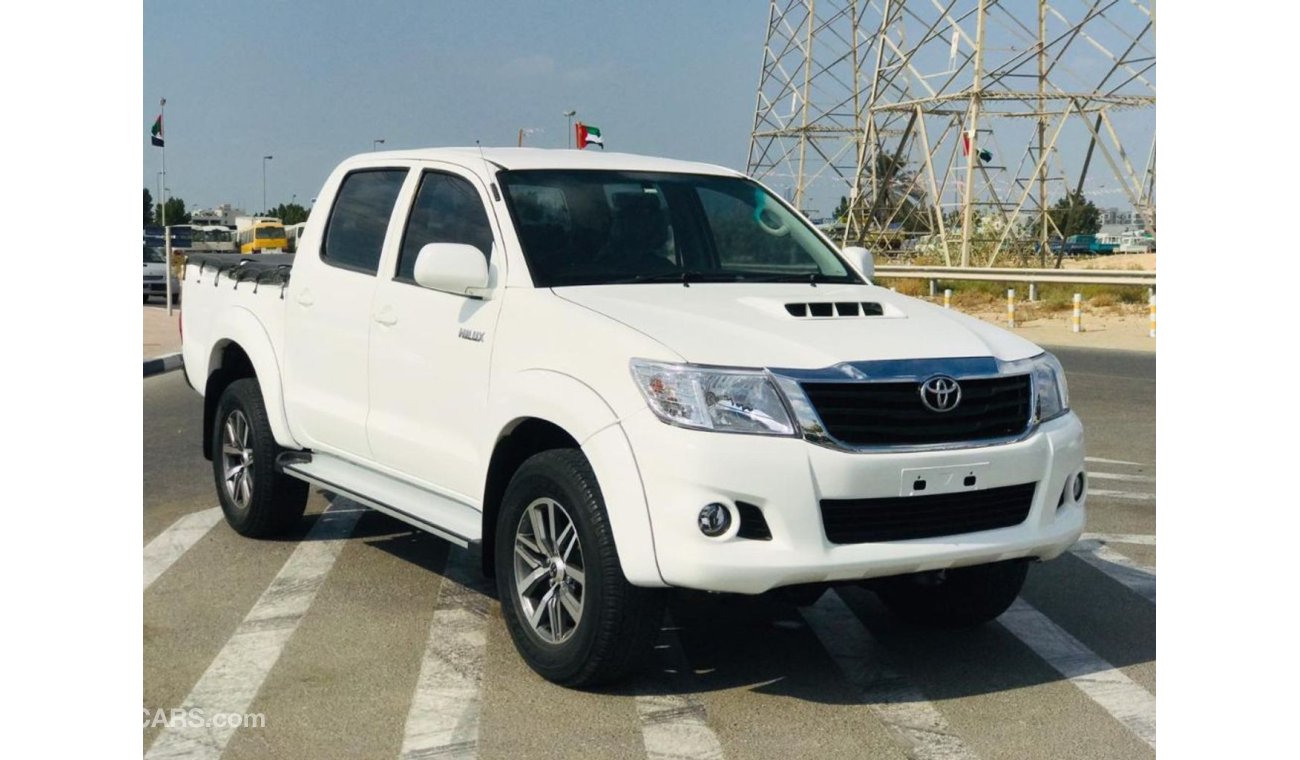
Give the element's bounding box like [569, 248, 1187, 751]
[1085, 456, 1145, 467]
[1088, 488, 1156, 501]
[801, 591, 979, 760]
[1082, 532, 1155, 546]
[144, 507, 223, 590]
[1070, 540, 1156, 603]
[145, 502, 366, 760]
[1087, 472, 1155, 484]
[400, 550, 491, 760]
[999, 598, 1156, 749]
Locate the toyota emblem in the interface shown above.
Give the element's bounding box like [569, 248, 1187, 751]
[919, 375, 962, 413]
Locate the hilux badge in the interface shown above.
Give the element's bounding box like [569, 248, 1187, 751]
[919, 375, 961, 413]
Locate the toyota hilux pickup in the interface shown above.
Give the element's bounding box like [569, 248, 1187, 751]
[180, 148, 1086, 686]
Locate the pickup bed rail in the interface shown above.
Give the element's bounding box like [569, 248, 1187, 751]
[184, 253, 295, 289]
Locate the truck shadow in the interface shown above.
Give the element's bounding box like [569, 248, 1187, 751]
[327, 494, 1154, 705]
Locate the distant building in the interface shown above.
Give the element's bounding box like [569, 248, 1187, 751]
[1098, 222, 1140, 237]
[1102, 207, 1142, 226]
[190, 203, 247, 228]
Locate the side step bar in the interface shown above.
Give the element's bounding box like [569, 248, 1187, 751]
[278, 451, 482, 551]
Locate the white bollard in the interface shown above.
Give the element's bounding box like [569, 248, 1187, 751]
[1029, 282, 1038, 302]
[929, 279, 937, 297]
[1148, 293, 1156, 338]
[1072, 293, 1082, 333]
[943, 288, 952, 309]
[1007, 288, 1016, 328]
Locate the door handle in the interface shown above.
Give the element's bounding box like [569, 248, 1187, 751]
[296, 289, 315, 307]
[374, 306, 398, 326]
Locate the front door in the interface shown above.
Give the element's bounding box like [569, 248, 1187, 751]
[366, 165, 505, 500]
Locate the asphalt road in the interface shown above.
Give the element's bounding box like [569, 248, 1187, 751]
[143, 346, 1155, 759]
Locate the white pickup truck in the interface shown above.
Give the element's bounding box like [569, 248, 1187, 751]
[181, 148, 1085, 686]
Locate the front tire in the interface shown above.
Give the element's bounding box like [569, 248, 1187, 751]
[495, 449, 664, 687]
[872, 559, 1028, 628]
[211, 378, 308, 537]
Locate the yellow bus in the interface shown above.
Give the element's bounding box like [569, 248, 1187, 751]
[235, 218, 289, 254]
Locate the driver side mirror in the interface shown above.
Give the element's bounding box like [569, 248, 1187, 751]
[413, 243, 491, 297]
[843, 246, 874, 280]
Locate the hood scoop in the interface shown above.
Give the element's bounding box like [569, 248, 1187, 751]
[785, 301, 885, 318]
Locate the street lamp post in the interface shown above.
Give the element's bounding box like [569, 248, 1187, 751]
[564, 110, 576, 148]
[373, 138, 385, 151]
[262, 155, 273, 213]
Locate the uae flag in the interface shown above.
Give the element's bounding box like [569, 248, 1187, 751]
[151, 114, 164, 147]
[576, 122, 603, 150]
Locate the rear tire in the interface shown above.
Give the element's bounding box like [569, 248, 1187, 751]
[495, 449, 664, 687]
[872, 559, 1028, 628]
[211, 378, 308, 537]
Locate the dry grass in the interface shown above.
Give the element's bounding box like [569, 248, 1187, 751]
[882, 278, 1151, 309]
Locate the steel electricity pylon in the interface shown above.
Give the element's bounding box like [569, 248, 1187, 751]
[746, 0, 1155, 267]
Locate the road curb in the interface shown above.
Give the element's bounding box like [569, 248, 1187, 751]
[144, 352, 184, 378]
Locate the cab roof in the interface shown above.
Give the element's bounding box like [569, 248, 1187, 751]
[346, 147, 745, 177]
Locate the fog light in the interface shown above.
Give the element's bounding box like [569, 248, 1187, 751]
[698, 503, 732, 537]
[1073, 472, 1086, 501]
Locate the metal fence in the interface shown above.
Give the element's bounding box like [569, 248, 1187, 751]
[873, 266, 1156, 288]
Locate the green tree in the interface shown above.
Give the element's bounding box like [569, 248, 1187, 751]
[832, 195, 849, 222]
[266, 202, 310, 225]
[1047, 190, 1101, 239]
[143, 188, 155, 227]
[154, 197, 191, 226]
[862, 153, 932, 242]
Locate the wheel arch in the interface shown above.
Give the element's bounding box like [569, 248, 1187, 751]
[479, 371, 664, 586]
[200, 310, 298, 459]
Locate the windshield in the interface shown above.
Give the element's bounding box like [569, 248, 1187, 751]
[498, 170, 860, 287]
[255, 226, 286, 240]
[143, 245, 165, 263]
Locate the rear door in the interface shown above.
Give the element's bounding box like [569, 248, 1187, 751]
[283, 166, 411, 459]
[365, 164, 504, 499]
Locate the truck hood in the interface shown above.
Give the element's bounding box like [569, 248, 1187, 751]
[552, 283, 1043, 368]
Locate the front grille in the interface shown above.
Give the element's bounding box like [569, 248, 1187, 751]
[820, 482, 1037, 544]
[143, 275, 164, 282]
[800, 374, 1031, 446]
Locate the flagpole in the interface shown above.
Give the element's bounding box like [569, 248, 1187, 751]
[160, 97, 173, 316]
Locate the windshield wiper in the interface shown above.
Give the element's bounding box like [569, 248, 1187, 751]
[726, 271, 828, 285]
[602, 271, 738, 287]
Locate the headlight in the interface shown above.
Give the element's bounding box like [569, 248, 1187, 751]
[1028, 352, 1069, 422]
[629, 359, 796, 435]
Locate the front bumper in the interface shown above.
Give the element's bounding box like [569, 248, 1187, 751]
[619, 408, 1086, 594]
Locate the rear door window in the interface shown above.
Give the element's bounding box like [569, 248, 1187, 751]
[322, 169, 407, 274]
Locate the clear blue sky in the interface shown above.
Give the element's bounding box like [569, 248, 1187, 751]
[143, 0, 1153, 219]
[143, 0, 764, 214]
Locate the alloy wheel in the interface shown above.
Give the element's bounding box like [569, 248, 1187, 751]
[513, 497, 586, 644]
[221, 409, 255, 510]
